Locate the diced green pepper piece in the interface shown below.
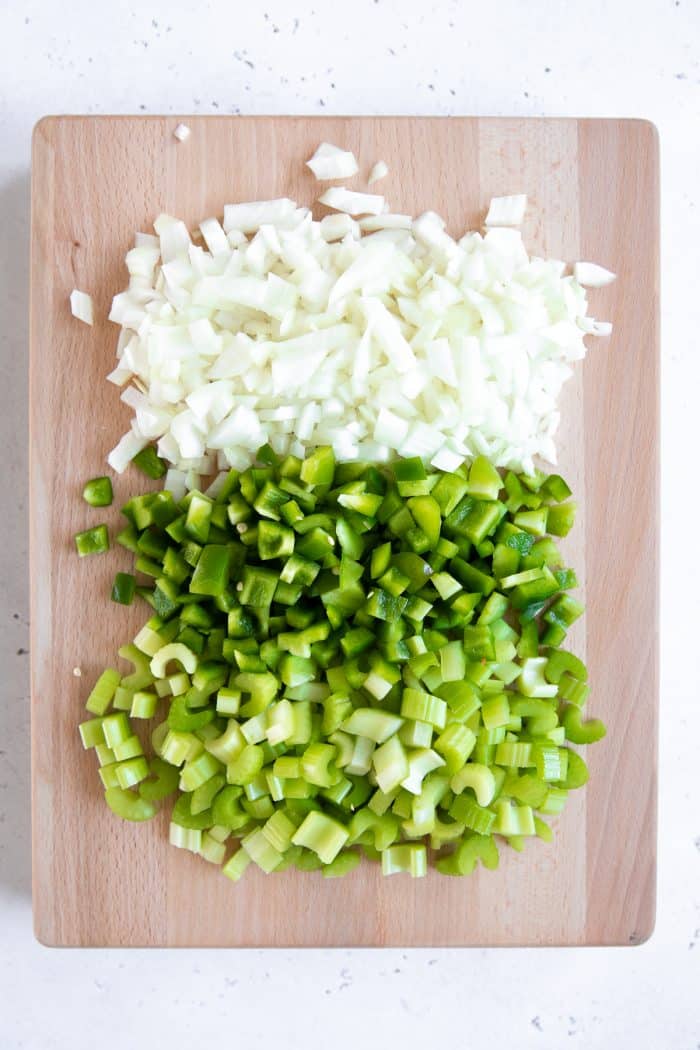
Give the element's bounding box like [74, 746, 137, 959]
[75, 524, 109, 557]
[547, 502, 577, 537]
[83, 476, 113, 507]
[467, 456, 503, 501]
[131, 445, 167, 479]
[300, 446, 335, 487]
[189, 544, 231, 596]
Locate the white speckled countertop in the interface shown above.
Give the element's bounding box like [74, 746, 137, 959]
[1, 1, 698, 1046]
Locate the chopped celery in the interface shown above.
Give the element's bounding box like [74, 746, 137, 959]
[79, 450, 601, 881]
[105, 786, 157, 821]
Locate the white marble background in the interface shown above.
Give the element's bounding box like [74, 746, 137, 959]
[1, 1, 698, 1047]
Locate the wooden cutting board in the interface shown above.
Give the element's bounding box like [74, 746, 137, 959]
[30, 116, 659, 947]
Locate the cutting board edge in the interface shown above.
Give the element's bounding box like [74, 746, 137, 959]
[28, 114, 659, 949]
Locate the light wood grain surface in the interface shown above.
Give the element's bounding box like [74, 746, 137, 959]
[30, 116, 659, 947]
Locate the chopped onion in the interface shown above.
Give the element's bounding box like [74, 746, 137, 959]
[574, 261, 617, 288]
[106, 164, 614, 484]
[318, 187, 386, 216]
[368, 161, 389, 185]
[223, 199, 297, 234]
[70, 289, 94, 326]
[359, 214, 412, 231]
[306, 142, 359, 180]
[484, 194, 528, 226]
[107, 430, 148, 473]
[320, 214, 360, 242]
[173, 123, 191, 142]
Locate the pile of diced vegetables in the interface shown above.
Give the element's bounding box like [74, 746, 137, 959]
[72, 140, 612, 880]
[78, 446, 604, 880]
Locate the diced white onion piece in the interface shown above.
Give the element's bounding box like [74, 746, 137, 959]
[135, 232, 160, 249]
[306, 142, 359, 181]
[362, 298, 416, 374]
[70, 289, 94, 325]
[359, 214, 412, 231]
[173, 123, 191, 142]
[368, 161, 389, 185]
[199, 217, 230, 257]
[164, 468, 188, 502]
[484, 194, 528, 226]
[320, 214, 360, 242]
[431, 446, 466, 473]
[318, 187, 385, 216]
[374, 408, 410, 447]
[573, 261, 617, 288]
[413, 212, 459, 259]
[107, 430, 147, 473]
[223, 199, 296, 234]
[154, 214, 192, 263]
[106, 366, 132, 386]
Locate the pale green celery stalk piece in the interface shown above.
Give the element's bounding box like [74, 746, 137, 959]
[205, 720, 246, 763]
[400, 749, 445, 795]
[363, 670, 394, 700]
[222, 849, 252, 882]
[168, 672, 191, 696]
[372, 736, 409, 793]
[368, 787, 399, 816]
[327, 730, 355, 768]
[78, 718, 105, 749]
[99, 764, 121, 789]
[450, 763, 496, 806]
[301, 742, 340, 788]
[132, 626, 166, 658]
[112, 734, 144, 761]
[345, 736, 375, 776]
[266, 699, 294, 745]
[398, 719, 434, 749]
[94, 743, 115, 767]
[216, 688, 241, 716]
[105, 786, 157, 822]
[101, 712, 132, 749]
[169, 824, 202, 852]
[381, 843, 427, 877]
[242, 827, 285, 873]
[199, 832, 227, 865]
[291, 811, 349, 864]
[493, 800, 536, 836]
[323, 851, 361, 878]
[112, 686, 135, 711]
[150, 643, 198, 678]
[179, 751, 223, 792]
[207, 825, 231, 844]
[240, 712, 268, 745]
[161, 729, 202, 767]
[131, 691, 158, 719]
[518, 657, 559, 698]
[85, 669, 121, 715]
[400, 688, 447, 729]
[342, 708, 404, 744]
[261, 810, 297, 853]
[115, 756, 150, 789]
[118, 644, 154, 690]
